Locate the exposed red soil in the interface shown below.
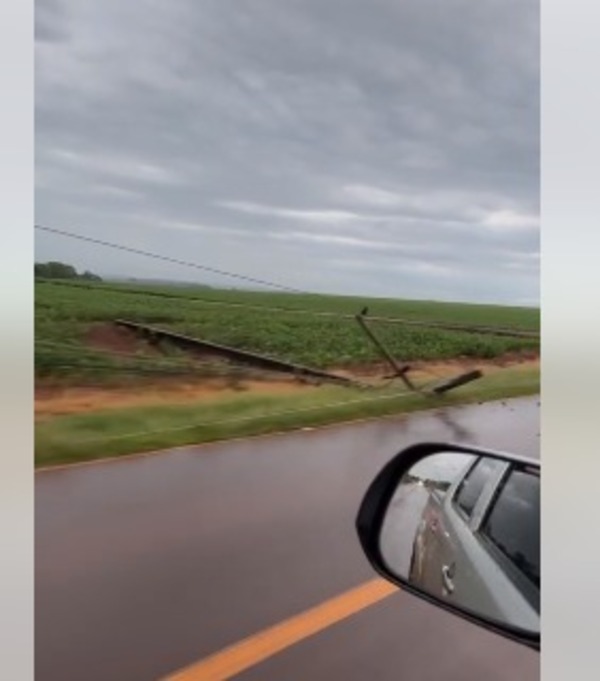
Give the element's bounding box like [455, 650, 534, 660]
[35, 353, 539, 420]
[33, 322, 540, 419]
[85, 323, 153, 355]
[35, 376, 314, 419]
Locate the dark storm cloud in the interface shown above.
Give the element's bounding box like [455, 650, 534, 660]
[35, 0, 70, 43]
[35, 0, 539, 304]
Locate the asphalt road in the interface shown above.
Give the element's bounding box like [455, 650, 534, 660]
[36, 396, 540, 681]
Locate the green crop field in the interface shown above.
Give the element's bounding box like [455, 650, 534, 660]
[35, 278, 540, 382]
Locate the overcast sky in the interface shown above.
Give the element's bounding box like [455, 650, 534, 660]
[35, 0, 539, 305]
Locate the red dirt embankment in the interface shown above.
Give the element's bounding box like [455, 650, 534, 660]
[35, 355, 539, 419]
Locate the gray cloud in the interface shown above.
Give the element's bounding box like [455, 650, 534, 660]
[35, 0, 539, 304]
[35, 0, 71, 43]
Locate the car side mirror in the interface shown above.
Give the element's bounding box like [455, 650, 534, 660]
[356, 443, 540, 650]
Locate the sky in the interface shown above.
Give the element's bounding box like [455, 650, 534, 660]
[35, 0, 539, 305]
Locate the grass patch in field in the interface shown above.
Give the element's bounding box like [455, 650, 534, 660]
[36, 364, 539, 467]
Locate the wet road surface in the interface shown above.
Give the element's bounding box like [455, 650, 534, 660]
[36, 396, 540, 681]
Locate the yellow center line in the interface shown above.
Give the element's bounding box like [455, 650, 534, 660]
[160, 578, 398, 681]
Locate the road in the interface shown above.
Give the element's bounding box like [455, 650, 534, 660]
[36, 396, 540, 681]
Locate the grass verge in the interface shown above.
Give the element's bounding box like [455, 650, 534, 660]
[35, 365, 539, 468]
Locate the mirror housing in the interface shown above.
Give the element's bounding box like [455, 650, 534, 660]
[356, 442, 540, 650]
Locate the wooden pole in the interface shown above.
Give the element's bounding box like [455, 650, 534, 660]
[355, 314, 416, 390]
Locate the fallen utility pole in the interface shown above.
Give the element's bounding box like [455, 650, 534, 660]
[115, 319, 364, 388]
[355, 313, 416, 391]
[428, 369, 484, 395]
[354, 310, 484, 395]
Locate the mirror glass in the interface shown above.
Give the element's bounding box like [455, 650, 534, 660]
[379, 452, 540, 634]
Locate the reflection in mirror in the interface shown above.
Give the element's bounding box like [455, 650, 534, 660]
[379, 452, 540, 634]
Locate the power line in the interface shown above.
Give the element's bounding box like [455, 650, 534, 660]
[35, 225, 539, 339]
[35, 224, 306, 294]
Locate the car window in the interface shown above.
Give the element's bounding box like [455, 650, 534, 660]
[454, 457, 502, 519]
[481, 468, 540, 588]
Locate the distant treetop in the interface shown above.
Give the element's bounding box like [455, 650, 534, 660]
[35, 261, 103, 282]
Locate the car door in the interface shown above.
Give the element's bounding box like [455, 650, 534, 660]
[475, 465, 540, 624]
[418, 456, 506, 602]
[428, 460, 539, 629]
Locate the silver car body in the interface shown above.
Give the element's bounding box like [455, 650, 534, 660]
[409, 457, 539, 632]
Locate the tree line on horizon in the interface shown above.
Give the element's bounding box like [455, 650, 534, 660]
[35, 261, 103, 282]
